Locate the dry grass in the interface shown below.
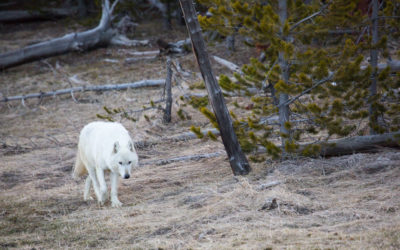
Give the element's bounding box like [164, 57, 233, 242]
[1, 19, 400, 250]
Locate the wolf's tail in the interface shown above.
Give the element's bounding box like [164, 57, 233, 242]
[72, 147, 87, 179]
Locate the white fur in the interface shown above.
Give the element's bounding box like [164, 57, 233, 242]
[73, 121, 139, 207]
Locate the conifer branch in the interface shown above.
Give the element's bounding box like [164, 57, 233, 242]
[278, 73, 334, 108]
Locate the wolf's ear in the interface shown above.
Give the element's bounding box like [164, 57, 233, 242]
[129, 141, 134, 152]
[112, 142, 120, 154]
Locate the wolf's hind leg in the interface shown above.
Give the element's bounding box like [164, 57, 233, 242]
[87, 167, 102, 204]
[84, 176, 94, 201]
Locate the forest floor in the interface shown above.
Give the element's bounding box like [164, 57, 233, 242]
[1, 19, 400, 250]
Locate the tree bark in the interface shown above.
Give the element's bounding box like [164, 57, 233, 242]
[179, 0, 251, 175]
[163, 59, 173, 123]
[0, 0, 120, 70]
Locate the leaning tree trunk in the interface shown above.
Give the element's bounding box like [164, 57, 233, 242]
[0, 0, 118, 70]
[179, 0, 251, 175]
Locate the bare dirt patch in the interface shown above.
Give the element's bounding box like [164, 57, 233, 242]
[1, 20, 400, 249]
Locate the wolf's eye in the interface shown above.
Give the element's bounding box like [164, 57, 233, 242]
[119, 162, 123, 165]
[128, 161, 132, 164]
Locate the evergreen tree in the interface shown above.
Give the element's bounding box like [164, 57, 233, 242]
[195, 0, 400, 159]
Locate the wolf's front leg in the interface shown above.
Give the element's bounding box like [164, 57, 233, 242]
[110, 172, 122, 208]
[95, 167, 108, 205]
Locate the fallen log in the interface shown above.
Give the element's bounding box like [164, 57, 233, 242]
[0, 0, 117, 69]
[317, 131, 400, 157]
[0, 79, 165, 103]
[0, 0, 145, 70]
[0, 8, 78, 23]
[256, 131, 400, 157]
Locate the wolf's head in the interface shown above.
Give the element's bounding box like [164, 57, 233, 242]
[110, 141, 139, 179]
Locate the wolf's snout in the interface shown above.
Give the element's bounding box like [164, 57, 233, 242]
[124, 174, 130, 179]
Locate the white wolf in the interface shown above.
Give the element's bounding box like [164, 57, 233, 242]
[73, 121, 139, 207]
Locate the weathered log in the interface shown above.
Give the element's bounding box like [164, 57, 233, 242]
[317, 131, 400, 157]
[0, 0, 145, 70]
[0, 8, 78, 23]
[0, 79, 165, 103]
[256, 131, 400, 157]
[0, 0, 117, 70]
[180, 0, 251, 175]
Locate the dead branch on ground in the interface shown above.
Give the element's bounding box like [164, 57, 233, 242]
[0, 79, 165, 103]
[141, 151, 224, 166]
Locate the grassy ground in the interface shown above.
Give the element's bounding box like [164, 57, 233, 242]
[1, 19, 400, 249]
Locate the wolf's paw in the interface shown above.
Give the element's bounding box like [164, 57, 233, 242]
[99, 191, 108, 204]
[111, 199, 123, 208]
[84, 195, 94, 201]
[98, 200, 106, 206]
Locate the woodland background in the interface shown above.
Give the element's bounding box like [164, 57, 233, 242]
[1, 0, 400, 249]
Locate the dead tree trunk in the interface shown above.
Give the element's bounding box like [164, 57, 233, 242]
[163, 58, 173, 123]
[179, 0, 251, 175]
[0, 0, 139, 70]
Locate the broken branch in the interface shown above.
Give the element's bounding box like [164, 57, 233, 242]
[0, 79, 165, 103]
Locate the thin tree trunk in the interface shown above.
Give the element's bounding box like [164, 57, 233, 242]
[163, 59, 173, 123]
[278, 0, 291, 151]
[369, 0, 379, 135]
[179, 0, 251, 175]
